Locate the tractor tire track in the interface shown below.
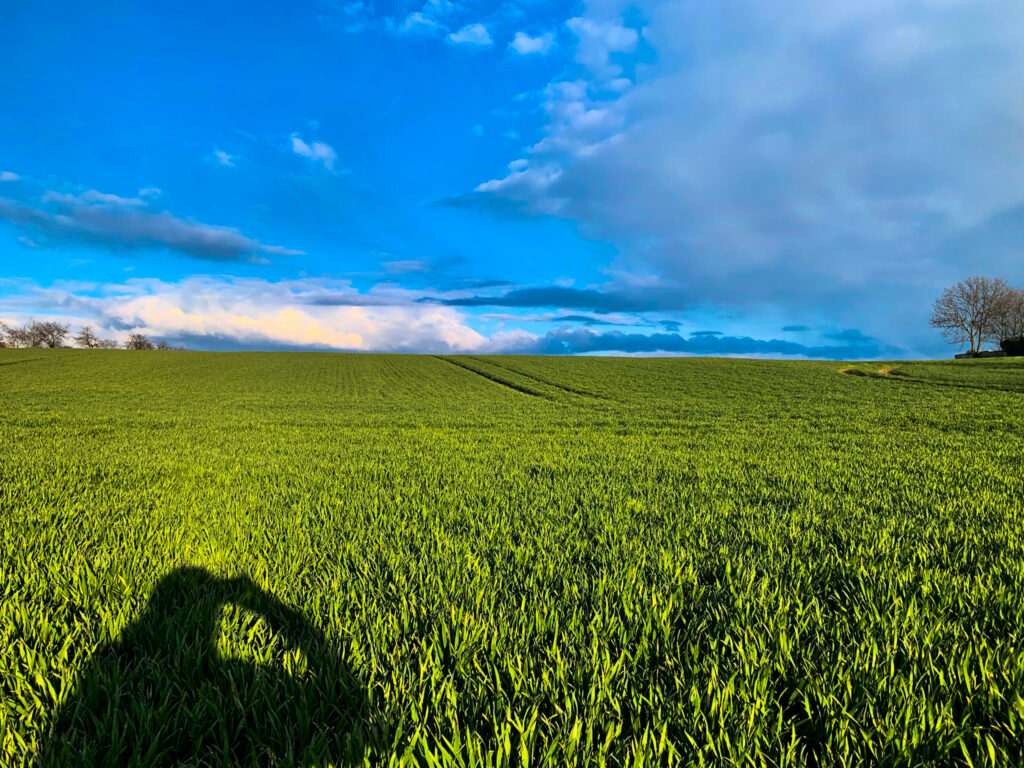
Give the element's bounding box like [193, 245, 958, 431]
[434, 356, 551, 399]
[471, 357, 610, 400]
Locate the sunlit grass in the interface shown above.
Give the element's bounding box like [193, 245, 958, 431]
[2, 350, 1023, 766]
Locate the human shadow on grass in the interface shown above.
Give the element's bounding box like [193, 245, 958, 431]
[37, 567, 371, 768]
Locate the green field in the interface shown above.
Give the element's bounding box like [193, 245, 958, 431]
[2, 350, 1024, 767]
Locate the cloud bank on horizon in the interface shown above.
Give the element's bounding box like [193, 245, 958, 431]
[1, 0, 1022, 357]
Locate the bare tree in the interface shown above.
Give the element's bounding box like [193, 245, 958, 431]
[126, 333, 155, 350]
[11, 325, 33, 347]
[992, 288, 1024, 343]
[24, 320, 71, 348]
[1, 321, 33, 348]
[930, 276, 1013, 355]
[73, 326, 102, 349]
[156, 340, 171, 350]
[98, 338, 121, 349]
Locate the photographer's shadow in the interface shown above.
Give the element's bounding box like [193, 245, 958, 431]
[38, 567, 370, 767]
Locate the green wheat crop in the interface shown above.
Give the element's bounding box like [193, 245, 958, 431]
[1, 350, 1023, 766]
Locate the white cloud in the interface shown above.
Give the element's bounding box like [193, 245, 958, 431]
[565, 17, 638, 79]
[43, 189, 148, 207]
[397, 11, 442, 34]
[509, 79, 628, 161]
[290, 134, 338, 172]
[510, 31, 555, 55]
[448, 23, 493, 46]
[0, 171, 20, 182]
[324, 0, 459, 36]
[422, 0, 457, 18]
[213, 149, 235, 167]
[3, 276, 489, 353]
[474, 164, 565, 213]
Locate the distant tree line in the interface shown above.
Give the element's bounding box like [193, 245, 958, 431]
[930, 276, 1024, 356]
[0, 320, 182, 350]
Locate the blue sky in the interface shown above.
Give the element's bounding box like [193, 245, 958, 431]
[2, 0, 1023, 357]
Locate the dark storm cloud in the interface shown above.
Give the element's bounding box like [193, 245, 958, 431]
[0, 191, 301, 263]
[824, 329, 874, 342]
[552, 314, 621, 326]
[302, 292, 408, 307]
[468, 0, 1024, 355]
[500, 328, 895, 359]
[428, 285, 678, 313]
